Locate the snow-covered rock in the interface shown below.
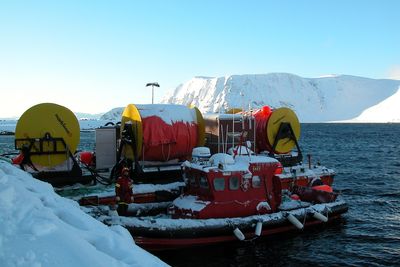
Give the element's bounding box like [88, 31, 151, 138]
[161, 73, 400, 122]
[0, 161, 168, 267]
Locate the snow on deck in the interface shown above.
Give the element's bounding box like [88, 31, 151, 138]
[187, 153, 278, 173]
[0, 161, 168, 267]
[172, 195, 210, 212]
[276, 164, 335, 179]
[107, 198, 346, 231]
[137, 104, 197, 125]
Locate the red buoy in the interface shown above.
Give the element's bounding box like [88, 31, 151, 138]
[80, 151, 95, 166]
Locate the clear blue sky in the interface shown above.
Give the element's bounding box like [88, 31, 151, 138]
[1, 0, 399, 117]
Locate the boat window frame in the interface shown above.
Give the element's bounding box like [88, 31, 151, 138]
[229, 176, 239, 190]
[199, 175, 209, 189]
[190, 173, 199, 187]
[213, 177, 225, 191]
[252, 175, 261, 188]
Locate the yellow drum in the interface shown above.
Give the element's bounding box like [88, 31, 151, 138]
[15, 103, 80, 167]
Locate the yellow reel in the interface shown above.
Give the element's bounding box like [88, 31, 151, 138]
[225, 108, 243, 114]
[266, 107, 301, 154]
[15, 103, 80, 167]
[191, 106, 205, 146]
[120, 104, 143, 161]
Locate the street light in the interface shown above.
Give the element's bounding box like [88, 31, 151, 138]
[146, 82, 160, 104]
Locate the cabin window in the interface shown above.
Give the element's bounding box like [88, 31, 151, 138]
[190, 175, 198, 187]
[252, 175, 261, 188]
[199, 176, 209, 188]
[229, 176, 239, 190]
[213, 178, 225, 191]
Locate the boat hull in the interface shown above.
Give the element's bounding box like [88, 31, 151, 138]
[133, 214, 343, 251]
[104, 200, 348, 251]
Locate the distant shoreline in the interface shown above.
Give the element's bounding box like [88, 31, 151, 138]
[0, 131, 15, 136]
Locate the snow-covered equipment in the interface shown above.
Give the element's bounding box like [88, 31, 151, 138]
[192, 147, 211, 160]
[107, 104, 206, 180]
[120, 104, 205, 162]
[203, 106, 302, 167]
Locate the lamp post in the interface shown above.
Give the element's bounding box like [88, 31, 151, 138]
[146, 82, 160, 104]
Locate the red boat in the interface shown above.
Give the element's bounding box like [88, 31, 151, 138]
[102, 148, 347, 251]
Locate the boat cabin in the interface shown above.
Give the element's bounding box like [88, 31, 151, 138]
[170, 148, 282, 219]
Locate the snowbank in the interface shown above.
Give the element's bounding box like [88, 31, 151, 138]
[0, 161, 168, 267]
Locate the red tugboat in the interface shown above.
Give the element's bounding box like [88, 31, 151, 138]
[170, 149, 282, 219]
[104, 147, 347, 251]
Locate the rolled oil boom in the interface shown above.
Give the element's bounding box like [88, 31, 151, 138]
[120, 104, 205, 162]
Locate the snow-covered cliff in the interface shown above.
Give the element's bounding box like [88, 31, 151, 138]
[161, 73, 400, 122]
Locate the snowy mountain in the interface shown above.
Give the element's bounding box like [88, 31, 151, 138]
[1, 74, 399, 125]
[74, 112, 104, 120]
[100, 107, 124, 121]
[0, 161, 167, 267]
[161, 73, 400, 122]
[351, 87, 400, 123]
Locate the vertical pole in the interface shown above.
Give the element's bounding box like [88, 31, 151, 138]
[152, 85, 154, 104]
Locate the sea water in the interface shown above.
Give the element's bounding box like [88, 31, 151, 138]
[1, 124, 399, 266]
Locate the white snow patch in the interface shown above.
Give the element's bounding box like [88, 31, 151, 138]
[172, 195, 210, 212]
[209, 153, 235, 166]
[0, 161, 168, 267]
[187, 154, 278, 173]
[136, 104, 197, 125]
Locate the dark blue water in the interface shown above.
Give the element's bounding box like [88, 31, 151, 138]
[1, 124, 399, 266]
